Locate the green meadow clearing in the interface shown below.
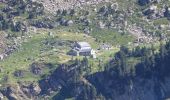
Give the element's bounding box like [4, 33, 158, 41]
[0, 27, 134, 84]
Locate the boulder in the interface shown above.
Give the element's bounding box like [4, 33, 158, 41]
[98, 21, 105, 29]
[13, 70, 25, 77]
[0, 92, 4, 100]
[30, 63, 43, 75]
[29, 83, 41, 96]
[66, 20, 74, 26]
[143, 5, 160, 19]
[31, 66, 42, 75]
[111, 3, 119, 11]
[143, 5, 157, 16]
[4, 86, 18, 100]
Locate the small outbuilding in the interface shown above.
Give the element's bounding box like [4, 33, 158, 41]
[100, 44, 112, 50]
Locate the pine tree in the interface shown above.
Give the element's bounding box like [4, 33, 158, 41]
[115, 48, 128, 77]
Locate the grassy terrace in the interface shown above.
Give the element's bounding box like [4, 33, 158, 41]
[0, 31, 49, 83]
[91, 28, 134, 45]
[0, 24, 135, 84]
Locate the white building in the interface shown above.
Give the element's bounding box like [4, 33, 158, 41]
[69, 42, 96, 57]
[74, 42, 92, 56]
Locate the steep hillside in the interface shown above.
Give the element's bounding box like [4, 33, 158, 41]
[1, 0, 170, 100]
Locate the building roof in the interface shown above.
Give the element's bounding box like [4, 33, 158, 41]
[74, 42, 92, 53]
[77, 42, 91, 48]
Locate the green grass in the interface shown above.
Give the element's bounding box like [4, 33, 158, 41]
[0, 30, 65, 83]
[0, 29, 108, 83]
[1, 34, 44, 68]
[0, 33, 48, 83]
[91, 28, 134, 45]
[0, 21, 134, 84]
[153, 18, 169, 25]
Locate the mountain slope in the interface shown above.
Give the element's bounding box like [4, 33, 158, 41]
[1, 0, 170, 100]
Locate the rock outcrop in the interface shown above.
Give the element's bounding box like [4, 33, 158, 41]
[37, 0, 112, 13]
[138, 0, 161, 6]
[1, 83, 41, 100]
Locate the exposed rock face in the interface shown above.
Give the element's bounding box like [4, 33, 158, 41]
[0, 32, 7, 59]
[144, 5, 157, 15]
[1, 62, 170, 100]
[39, 65, 69, 94]
[1, 83, 41, 100]
[37, 0, 112, 13]
[2, 86, 19, 100]
[39, 63, 97, 99]
[20, 83, 41, 99]
[0, 33, 20, 61]
[30, 83, 41, 96]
